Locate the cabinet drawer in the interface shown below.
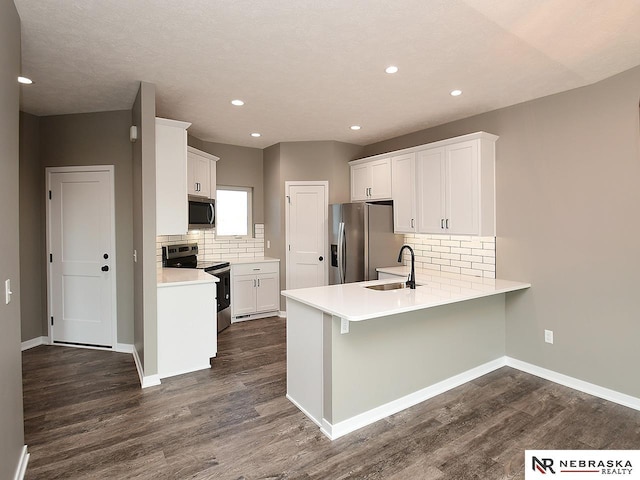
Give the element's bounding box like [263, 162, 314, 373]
[232, 262, 279, 276]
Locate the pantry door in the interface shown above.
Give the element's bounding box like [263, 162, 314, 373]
[285, 181, 328, 289]
[47, 166, 116, 348]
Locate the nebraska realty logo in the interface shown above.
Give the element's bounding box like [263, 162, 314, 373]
[525, 451, 640, 479]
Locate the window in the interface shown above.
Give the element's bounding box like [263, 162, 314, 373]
[216, 186, 253, 237]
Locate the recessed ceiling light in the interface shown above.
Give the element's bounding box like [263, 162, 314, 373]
[18, 76, 33, 85]
[231, 99, 245, 106]
[450, 89, 463, 97]
[250, 132, 261, 137]
[385, 66, 398, 74]
[350, 125, 361, 131]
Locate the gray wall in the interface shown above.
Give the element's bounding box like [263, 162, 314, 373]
[329, 295, 505, 423]
[263, 141, 363, 309]
[0, 0, 25, 476]
[19, 112, 45, 341]
[36, 110, 134, 344]
[363, 66, 640, 398]
[132, 82, 158, 375]
[188, 137, 264, 223]
[264, 143, 283, 275]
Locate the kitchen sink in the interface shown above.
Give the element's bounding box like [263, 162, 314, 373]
[365, 282, 422, 291]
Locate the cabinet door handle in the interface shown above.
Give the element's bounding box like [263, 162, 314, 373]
[257, 279, 260, 287]
[446, 218, 449, 229]
[411, 218, 414, 229]
[441, 219, 444, 229]
[253, 279, 256, 288]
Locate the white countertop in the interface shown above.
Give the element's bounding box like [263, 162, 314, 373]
[227, 257, 280, 265]
[157, 268, 219, 287]
[281, 268, 530, 321]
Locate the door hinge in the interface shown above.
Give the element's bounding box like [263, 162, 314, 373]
[49, 253, 53, 263]
[51, 316, 54, 326]
[49, 190, 52, 200]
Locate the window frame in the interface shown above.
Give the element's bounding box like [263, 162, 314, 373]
[215, 185, 253, 239]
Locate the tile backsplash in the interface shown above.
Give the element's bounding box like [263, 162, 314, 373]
[157, 224, 265, 268]
[401, 234, 496, 279]
[156, 226, 494, 278]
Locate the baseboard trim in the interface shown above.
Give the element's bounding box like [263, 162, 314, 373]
[158, 363, 211, 380]
[286, 394, 322, 428]
[506, 356, 640, 411]
[278, 310, 287, 318]
[115, 343, 134, 354]
[232, 311, 278, 323]
[21, 336, 48, 351]
[13, 445, 29, 480]
[132, 348, 161, 389]
[321, 357, 506, 441]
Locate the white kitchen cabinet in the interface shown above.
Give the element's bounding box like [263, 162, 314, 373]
[391, 153, 416, 233]
[349, 157, 392, 201]
[187, 146, 219, 198]
[377, 271, 403, 280]
[156, 117, 191, 235]
[231, 261, 280, 321]
[157, 280, 216, 379]
[416, 147, 446, 233]
[416, 135, 496, 236]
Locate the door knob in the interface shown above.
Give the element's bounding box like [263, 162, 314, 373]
[319, 256, 324, 261]
[103, 253, 109, 259]
[101, 265, 109, 272]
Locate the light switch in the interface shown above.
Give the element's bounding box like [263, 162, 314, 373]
[5, 279, 13, 305]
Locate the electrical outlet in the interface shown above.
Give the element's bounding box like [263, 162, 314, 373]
[544, 329, 554, 344]
[340, 318, 349, 334]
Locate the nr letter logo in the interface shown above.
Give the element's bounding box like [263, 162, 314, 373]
[532, 457, 556, 474]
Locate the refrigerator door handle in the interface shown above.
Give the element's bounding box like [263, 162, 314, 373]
[338, 221, 346, 284]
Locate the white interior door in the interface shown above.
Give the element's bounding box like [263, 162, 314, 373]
[286, 182, 328, 290]
[48, 167, 116, 347]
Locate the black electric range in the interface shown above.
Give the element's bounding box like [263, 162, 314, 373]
[162, 243, 229, 271]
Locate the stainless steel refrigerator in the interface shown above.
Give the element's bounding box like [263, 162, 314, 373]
[329, 202, 405, 284]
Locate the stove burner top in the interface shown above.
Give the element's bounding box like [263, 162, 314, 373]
[162, 243, 229, 270]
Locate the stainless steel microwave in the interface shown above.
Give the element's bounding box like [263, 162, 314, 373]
[188, 199, 215, 229]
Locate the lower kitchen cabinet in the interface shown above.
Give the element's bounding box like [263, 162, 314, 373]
[157, 280, 216, 379]
[231, 261, 280, 321]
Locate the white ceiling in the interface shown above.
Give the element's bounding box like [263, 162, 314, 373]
[15, 0, 640, 148]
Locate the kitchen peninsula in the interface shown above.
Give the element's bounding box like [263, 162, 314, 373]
[282, 269, 530, 440]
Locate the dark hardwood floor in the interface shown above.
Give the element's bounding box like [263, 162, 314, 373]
[23, 317, 640, 479]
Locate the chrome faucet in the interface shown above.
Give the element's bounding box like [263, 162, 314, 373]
[397, 244, 416, 289]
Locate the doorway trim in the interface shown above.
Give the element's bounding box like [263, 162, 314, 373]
[45, 165, 118, 350]
[285, 181, 329, 290]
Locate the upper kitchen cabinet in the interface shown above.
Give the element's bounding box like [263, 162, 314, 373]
[156, 117, 192, 235]
[349, 157, 392, 201]
[391, 153, 416, 233]
[187, 146, 219, 199]
[416, 133, 497, 236]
